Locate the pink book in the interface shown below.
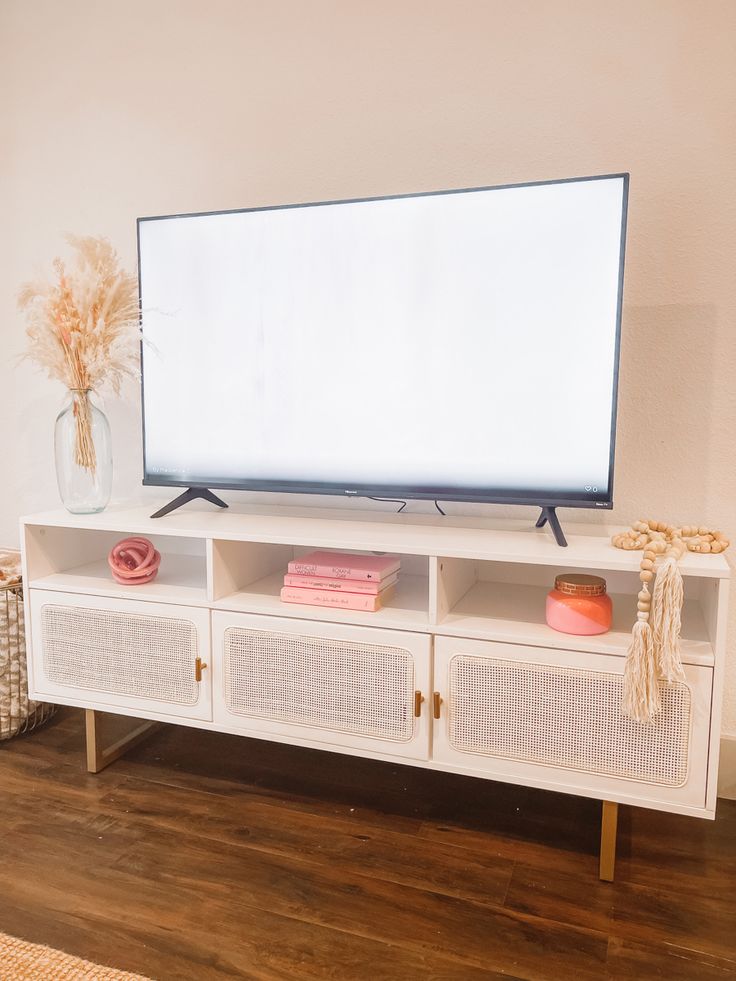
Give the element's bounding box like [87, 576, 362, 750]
[280, 585, 395, 612]
[283, 572, 398, 594]
[288, 550, 401, 582]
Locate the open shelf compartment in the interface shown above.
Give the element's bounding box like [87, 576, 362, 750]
[23, 523, 208, 606]
[432, 558, 716, 666]
[210, 539, 430, 631]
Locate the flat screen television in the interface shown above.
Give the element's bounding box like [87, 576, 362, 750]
[138, 173, 628, 539]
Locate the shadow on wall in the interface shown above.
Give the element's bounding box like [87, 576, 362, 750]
[15, 388, 59, 517]
[612, 302, 717, 523]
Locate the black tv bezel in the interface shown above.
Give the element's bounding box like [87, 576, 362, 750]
[137, 172, 628, 511]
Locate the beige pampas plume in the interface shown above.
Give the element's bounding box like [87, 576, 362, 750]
[19, 234, 140, 393]
[18, 235, 140, 471]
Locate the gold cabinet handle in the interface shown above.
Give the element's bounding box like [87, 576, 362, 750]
[432, 691, 442, 719]
[414, 690, 425, 717]
[195, 657, 207, 682]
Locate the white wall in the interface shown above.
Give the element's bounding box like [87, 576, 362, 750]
[2, 0, 735, 731]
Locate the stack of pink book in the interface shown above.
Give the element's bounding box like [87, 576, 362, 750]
[280, 550, 401, 612]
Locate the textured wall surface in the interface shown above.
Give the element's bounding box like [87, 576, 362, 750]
[2, 1, 735, 729]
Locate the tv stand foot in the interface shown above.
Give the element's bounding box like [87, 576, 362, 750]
[151, 487, 228, 519]
[599, 800, 619, 882]
[85, 709, 160, 773]
[535, 506, 568, 547]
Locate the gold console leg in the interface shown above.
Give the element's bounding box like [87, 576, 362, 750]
[85, 709, 160, 773]
[599, 800, 619, 882]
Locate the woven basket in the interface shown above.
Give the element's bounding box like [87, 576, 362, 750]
[1, 570, 56, 740]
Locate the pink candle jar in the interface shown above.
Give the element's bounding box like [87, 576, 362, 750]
[546, 574, 612, 635]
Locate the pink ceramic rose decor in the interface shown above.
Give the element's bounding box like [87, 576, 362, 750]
[108, 536, 161, 585]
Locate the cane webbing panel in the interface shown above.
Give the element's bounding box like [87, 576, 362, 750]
[41, 604, 198, 705]
[448, 655, 691, 787]
[224, 627, 415, 741]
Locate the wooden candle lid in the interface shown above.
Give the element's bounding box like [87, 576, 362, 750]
[553, 573, 607, 597]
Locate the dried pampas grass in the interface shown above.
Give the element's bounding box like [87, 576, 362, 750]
[18, 235, 140, 471]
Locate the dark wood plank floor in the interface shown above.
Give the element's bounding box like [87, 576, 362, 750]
[1, 708, 735, 980]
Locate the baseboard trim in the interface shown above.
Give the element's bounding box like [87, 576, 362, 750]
[717, 735, 736, 800]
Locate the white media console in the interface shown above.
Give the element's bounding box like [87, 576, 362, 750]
[20, 503, 731, 880]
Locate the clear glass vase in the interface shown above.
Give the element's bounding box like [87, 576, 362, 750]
[54, 389, 112, 514]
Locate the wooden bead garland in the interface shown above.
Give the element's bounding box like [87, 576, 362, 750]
[612, 520, 729, 556]
[612, 521, 729, 723]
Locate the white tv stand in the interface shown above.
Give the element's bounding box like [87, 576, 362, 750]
[20, 503, 730, 881]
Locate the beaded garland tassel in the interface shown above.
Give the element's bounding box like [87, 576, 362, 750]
[612, 521, 729, 723]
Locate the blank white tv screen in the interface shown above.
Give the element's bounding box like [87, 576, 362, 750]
[138, 174, 627, 506]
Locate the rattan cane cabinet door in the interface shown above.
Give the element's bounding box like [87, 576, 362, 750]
[29, 589, 212, 720]
[432, 636, 712, 811]
[212, 611, 431, 760]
